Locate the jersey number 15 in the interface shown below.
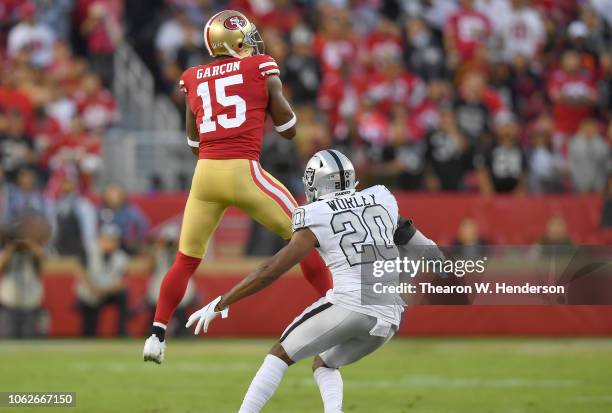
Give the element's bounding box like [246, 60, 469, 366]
[197, 74, 246, 133]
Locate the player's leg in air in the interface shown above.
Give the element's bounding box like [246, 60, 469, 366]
[236, 159, 331, 296]
[237, 300, 395, 413]
[143, 160, 228, 363]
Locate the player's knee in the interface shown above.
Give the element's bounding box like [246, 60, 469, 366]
[311, 355, 331, 372]
[269, 342, 294, 366]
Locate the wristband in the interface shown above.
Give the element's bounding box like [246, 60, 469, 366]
[187, 137, 199, 148]
[274, 113, 296, 133]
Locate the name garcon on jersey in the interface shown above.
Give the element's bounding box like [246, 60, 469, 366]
[179, 54, 280, 160]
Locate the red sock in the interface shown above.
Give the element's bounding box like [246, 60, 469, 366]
[299, 249, 332, 296]
[154, 252, 202, 326]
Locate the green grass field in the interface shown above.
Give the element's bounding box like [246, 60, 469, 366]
[1, 338, 611, 413]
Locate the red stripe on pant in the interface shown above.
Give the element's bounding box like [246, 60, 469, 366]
[255, 162, 298, 209]
[249, 161, 294, 218]
[251, 163, 331, 296]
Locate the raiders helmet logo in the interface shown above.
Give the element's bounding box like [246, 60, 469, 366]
[304, 167, 316, 186]
[224, 15, 247, 30]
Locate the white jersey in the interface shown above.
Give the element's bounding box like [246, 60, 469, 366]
[7, 22, 55, 67]
[292, 185, 404, 326]
[496, 7, 544, 62]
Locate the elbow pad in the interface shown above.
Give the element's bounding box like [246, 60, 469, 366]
[394, 217, 417, 246]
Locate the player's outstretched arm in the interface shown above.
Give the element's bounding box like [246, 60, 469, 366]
[185, 229, 317, 334]
[186, 105, 199, 156]
[218, 228, 317, 309]
[266, 75, 296, 139]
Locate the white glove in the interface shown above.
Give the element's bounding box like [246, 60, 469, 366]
[185, 296, 229, 335]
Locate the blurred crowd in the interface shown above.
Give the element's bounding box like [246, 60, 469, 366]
[2, 0, 612, 196]
[0, 0, 119, 199]
[142, 0, 612, 195]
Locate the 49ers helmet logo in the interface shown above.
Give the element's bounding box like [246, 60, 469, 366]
[224, 15, 246, 30]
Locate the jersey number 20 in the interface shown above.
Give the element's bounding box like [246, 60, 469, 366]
[197, 74, 246, 133]
[331, 205, 396, 266]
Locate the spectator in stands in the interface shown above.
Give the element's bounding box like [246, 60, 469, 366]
[453, 71, 492, 148]
[363, 16, 404, 72]
[403, 17, 445, 81]
[46, 82, 77, 132]
[145, 222, 195, 335]
[426, 105, 469, 191]
[259, 0, 303, 35]
[566, 20, 600, 78]
[312, 7, 357, 76]
[568, 118, 608, 193]
[75, 225, 129, 337]
[45, 115, 102, 195]
[444, 0, 492, 67]
[475, 0, 511, 29]
[548, 49, 597, 142]
[0, 110, 38, 182]
[284, 26, 321, 105]
[74, 73, 118, 133]
[452, 217, 488, 257]
[156, 5, 208, 102]
[33, 0, 74, 41]
[4, 168, 52, 225]
[0, 213, 49, 338]
[0, 69, 35, 130]
[79, 0, 122, 86]
[7, 2, 55, 68]
[98, 183, 149, 255]
[317, 60, 359, 141]
[528, 123, 565, 193]
[505, 54, 546, 121]
[52, 173, 97, 265]
[538, 214, 574, 247]
[496, 0, 545, 63]
[404, 0, 458, 31]
[475, 111, 527, 194]
[155, 7, 202, 75]
[365, 54, 426, 117]
[579, 5, 610, 55]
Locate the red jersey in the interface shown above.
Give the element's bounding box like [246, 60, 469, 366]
[547, 69, 596, 134]
[179, 54, 280, 160]
[445, 8, 491, 60]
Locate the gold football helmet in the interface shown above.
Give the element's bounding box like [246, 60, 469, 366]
[204, 10, 264, 58]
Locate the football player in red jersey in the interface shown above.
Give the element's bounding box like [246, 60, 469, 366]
[144, 10, 332, 364]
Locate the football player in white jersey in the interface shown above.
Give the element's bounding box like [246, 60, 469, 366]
[186, 149, 436, 413]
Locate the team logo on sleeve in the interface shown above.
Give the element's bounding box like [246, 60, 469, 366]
[304, 167, 316, 186]
[224, 16, 247, 30]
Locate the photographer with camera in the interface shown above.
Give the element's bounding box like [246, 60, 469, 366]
[0, 214, 50, 338]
